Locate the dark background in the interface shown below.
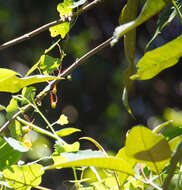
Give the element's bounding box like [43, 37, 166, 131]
[0, 0, 182, 189]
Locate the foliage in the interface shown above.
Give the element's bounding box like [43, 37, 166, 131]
[0, 0, 182, 189]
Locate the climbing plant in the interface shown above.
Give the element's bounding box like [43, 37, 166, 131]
[0, 0, 182, 189]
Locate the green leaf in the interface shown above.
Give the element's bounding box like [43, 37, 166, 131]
[3, 137, 28, 152]
[145, 1, 182, 51]
[49, 22, 70, 38]
[39, 55, 60, 75]
[0, 137, 22, 170]
[21, 86, 36, 105]
[54, 141, 80, 154]
[3, 164, 44, 190]
[49, 0, 73, 38]
[56, 128, 81, 137]
[169, 136, 182, 153]
[111, 0, 167, 46]
[131, 35, 182, 80]
[122, 88, 134, 118]
[56, 114, 69, 125]
[125, 126, 171, 173]
[120, 0, 138, 116]
[47, 150, 134, 175]
[0, 68, 61, 93]
[6, 97, 18, 119]
[57, 0, 73, 17]
[116, 147, 136, 187]
[9, 120, 23, 140]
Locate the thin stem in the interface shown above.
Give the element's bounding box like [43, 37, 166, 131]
[0, 37, 112, 133]
[17, 117, 59, 141]
[172, 0, 182, 24]
[0, 0, 103, 51]
[73, 167, 78, 181]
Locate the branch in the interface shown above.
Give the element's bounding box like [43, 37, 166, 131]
[0, 0, 102, 51]
[0, 37, 112, 133]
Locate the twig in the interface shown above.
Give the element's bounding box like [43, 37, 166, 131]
[0, 37, 112, 133]
[135, 176, 162, 190]
[0, 0, 102, 51]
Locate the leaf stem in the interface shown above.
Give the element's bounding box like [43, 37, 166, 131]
[17, 117, 59, 141]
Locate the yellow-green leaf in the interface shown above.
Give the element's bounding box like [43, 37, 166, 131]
[116, 147, 136, 186]
[169, 136, 182, 152]
[57, 0, 73, 17]
[120, 0, 138, 116]
[125, 126, 171, 173]
[56, 128, 81, 137]
[56, 114, 69, 125]
[131, 34, 182, 80]
[0, 68, 60, 93]
[49, 0, 73, 38]
[49, 22, 70, 38]
[46, 156, 134, 176]
[47, 150, 134, 175]
[54, 141, 80, 154]
[3, 164, 44, 190]
[111, 0, 166, 46]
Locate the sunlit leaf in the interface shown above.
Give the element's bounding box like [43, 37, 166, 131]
[120, 0, 138, 117]
[46, 150, 134, 175]
[116, 147, 136, 187]
[122, 88, 134, 118]
[57, 0, 73, 17]
[111, 0, 166, 46]
[49, 0, 73, 38]
[49, 22, 70, 38]
[56, 114, 69, 125]
[0, 137, 21, 170]
[6, 98, 18, 119]
[21, 86, 36, 105]
[9, 120, 23, 140]
[56, 128, 81, 137]
[0, 68, 61, 93]
[39, 55, 60, 75]
[54, 141, 80, 154]
[125, 126, 171, 173]
[3, 137, 28, 152]
[164, 107, 182, 126]
[3, 164, 44, 190]
[169, 136, 182, 153]
[131, 35, 182, 80]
